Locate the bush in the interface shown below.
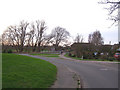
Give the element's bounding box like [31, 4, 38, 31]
[2, 50, 6, 53]
[68, 53, 72, 57]
[7, 49, 12, 53]
[108, 57, 115, 61]
[83, 55, 87, 59]
[72, 54, 76, 57]
[99, 55, 108, 60]
[116, 57, 120, 61]
[2, 49, 13, 53]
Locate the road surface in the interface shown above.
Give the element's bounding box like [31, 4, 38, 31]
[20, 54, 118, 88]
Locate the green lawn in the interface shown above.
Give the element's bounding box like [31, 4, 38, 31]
[2, 53, 57, 88]
[30, 53, 59, 57]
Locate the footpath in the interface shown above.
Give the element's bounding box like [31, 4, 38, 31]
[51, 63, 79, 88]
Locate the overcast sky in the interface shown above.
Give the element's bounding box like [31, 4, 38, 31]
[0, 0, 118, 44]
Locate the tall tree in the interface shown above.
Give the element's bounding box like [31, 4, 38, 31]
[88, 30, 104, 46]
[26, 23, 36, 51]
[51, 26, 70, 50]
[33, 20, 47, 52]
[99, 0, 120, 25]
[19, 21, 29, 52]
[43, 34, 55, 46]
[74, 33, 84, 43]
[2, 21, 29, 52]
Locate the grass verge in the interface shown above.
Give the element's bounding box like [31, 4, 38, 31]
[2, 53, 57, 88]
[30, 53, 59, 57]
[64, 53, 119, 62]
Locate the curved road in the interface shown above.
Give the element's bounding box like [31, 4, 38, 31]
[20, 54, 118, 88]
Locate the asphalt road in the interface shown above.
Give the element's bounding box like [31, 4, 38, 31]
[20, 54, 118, 88]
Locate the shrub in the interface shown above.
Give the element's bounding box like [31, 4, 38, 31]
[116, 57, 120, 61]
[7, 49, 12, 53]
[83, 55, 87, 59]
[108, 57, 115, 61]
[72, 54, 76, 57]
[2, 50, 6, 53]
[68, 53, 72, 57]
[99, 55, 108, 60]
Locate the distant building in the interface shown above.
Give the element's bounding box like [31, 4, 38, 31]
[70, 43, 120, 58]
[70, 43, 93, 58]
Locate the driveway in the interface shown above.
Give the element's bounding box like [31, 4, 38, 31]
[20, 54, 118, 88]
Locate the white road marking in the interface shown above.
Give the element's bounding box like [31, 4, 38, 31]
[100, 68, 108, 71]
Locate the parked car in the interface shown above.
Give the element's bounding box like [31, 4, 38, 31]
[114, 53, 120, 60]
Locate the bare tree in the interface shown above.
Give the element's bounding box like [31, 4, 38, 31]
[26, 23, 35, 51]
[99, 0, 120, 25]
[33, 20, 47, 52]
[3, 26, 20, 52]
[19, 21, 29, 52]
[2, 30, 11, 46]
[43, 34, 54, 46]
[51, 26, 70, 50]
[2, 20, 48, 52]
[88, 33, 92, 43]
[74, 33, 84, 43]
[2, 21, 29, 52]
[88, 30, 104, 46]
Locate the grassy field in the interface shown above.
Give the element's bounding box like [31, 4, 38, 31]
[64, 53, 119, 62]
[30, 53, 59, 57]
[2, 53, 57, 88]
